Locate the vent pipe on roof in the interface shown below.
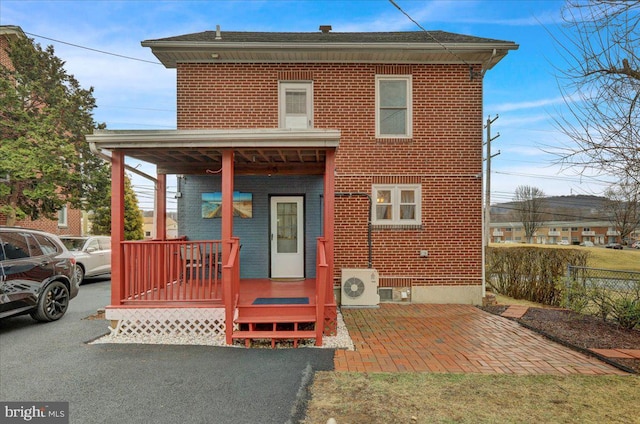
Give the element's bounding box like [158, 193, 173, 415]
[215, 24, 222, 40]
[319, 25, 332, 33]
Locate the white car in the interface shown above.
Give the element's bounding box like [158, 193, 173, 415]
[557, 240, 570, 245]
[60, 236, 111, 283]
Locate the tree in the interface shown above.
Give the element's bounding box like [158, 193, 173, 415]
[553, 1, 640, 184]
[604, 179, 640, 244]
[0, 35, 109, 225]
[91, 174, 145, 240]
[514, 185, 547, 243]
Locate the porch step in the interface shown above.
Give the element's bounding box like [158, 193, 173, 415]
[236, 304, 316, 320]
[235, 313, 316, 324]
[232, 330, 316, 348]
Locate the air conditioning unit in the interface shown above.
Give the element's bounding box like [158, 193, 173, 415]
[341, 269, 380, 307]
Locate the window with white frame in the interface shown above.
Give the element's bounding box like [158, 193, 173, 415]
[58, 205, 68, 228]
[279, 81, 313, 129]
[372, 184, 421, 226]
[375, 75, 412, 138]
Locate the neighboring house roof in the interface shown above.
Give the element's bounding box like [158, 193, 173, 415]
[142, 28, 518, 69]
[0, 25, 26, 38]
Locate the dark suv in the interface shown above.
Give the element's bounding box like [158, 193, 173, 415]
[0, 227, 79, 322]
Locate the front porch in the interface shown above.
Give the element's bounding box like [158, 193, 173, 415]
[88, 129, 340, 347]
[105, 237, 336, 347]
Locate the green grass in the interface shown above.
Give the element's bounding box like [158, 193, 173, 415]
[490, 243, 640, 272]
[305, 373, 640, 424]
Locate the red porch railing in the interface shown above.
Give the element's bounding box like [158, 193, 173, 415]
[315, 237, 329, 346]
[120, 239, 223, 304]
[224, 238, 241, 344]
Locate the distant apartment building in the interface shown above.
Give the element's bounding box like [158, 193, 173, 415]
[489, 221, 633, 245]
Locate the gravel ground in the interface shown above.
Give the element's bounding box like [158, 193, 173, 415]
[90, 309, 355, 350]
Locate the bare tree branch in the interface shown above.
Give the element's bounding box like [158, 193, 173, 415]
[552, 0, 640, 184]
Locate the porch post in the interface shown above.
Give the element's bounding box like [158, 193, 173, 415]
[222, 149, 235, 344]
[155, 173, 167, 240]
[324, 149, 336, 300]
[110, 151, 125, 306]
[221, 150, 234, 257]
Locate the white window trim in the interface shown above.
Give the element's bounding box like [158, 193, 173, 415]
[278, 81, 313, 129]
[372, 184, 421, 226]
[375, 75, 412, 138]
[58, 205, 68, 228]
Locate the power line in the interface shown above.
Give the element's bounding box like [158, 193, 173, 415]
[388, 0, 479, 78]
[24, 31, 162, 65]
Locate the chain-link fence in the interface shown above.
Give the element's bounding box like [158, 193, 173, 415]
[565, 266, 640, 329]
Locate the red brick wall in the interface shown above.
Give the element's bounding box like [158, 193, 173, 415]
[0, 206, 83, 236]
[177, 63, 483, 287]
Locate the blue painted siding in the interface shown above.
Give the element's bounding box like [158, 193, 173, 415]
[177, 175, 323, 278]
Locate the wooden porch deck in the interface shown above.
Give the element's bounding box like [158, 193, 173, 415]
[121, 278, 317, 306]
[237, 278, 317, 306]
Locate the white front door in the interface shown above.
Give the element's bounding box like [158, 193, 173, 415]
[270, 196, 304, 278]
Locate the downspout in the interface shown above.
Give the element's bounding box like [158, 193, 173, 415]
[335, 192, 373, 268]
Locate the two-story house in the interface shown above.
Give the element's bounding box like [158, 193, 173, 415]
[87, 27, 517, 346]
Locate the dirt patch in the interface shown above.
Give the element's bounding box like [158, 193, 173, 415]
[83, 310, 105, 320]
[482, 306, 640, 373]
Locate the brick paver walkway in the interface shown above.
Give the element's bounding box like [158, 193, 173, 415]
[334, 304, 627, 375]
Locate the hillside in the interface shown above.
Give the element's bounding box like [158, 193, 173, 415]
[491, 195, 608, 223]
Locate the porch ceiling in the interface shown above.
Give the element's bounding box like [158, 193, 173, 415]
[86, 128, 340, 175]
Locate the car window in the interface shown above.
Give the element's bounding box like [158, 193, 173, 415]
[34, 234, 60, 256]
[26, 234, 44, 257]
[61, 238, 85, 251]
[98, 238, 111, 250]
[1, 232, 30, 259]
[87, 239, 99, 251]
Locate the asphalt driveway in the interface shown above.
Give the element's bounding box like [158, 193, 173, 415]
[0, 279, 334, 424]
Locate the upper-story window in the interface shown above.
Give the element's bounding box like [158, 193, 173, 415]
[58, 205, 68, 228]
[279, 81, 313, 129]
[375, 75, 412, 138]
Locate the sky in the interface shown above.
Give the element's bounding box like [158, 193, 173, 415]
[0, 0, 615, 210]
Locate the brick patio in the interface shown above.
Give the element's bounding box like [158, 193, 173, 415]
[334, 304, 628, 375]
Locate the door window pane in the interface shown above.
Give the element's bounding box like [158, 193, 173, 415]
[277, 202, 298, 253]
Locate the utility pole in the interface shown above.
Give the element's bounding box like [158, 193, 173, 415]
[484, 115, 500, 247]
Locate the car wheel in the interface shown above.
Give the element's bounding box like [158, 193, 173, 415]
[74, 265, 85, 284]
[30, 281, 70, 322]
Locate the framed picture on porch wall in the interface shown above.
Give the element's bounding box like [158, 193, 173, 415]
[202, 192, 253, 219]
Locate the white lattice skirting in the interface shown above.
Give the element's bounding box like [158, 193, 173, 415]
[106, 308, 227, 337]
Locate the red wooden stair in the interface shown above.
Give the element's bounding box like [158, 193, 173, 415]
[232, 304, 317, 348]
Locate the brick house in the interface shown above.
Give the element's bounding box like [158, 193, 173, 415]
[0, 25, 82, 236]
[87, 27, 517, 346]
